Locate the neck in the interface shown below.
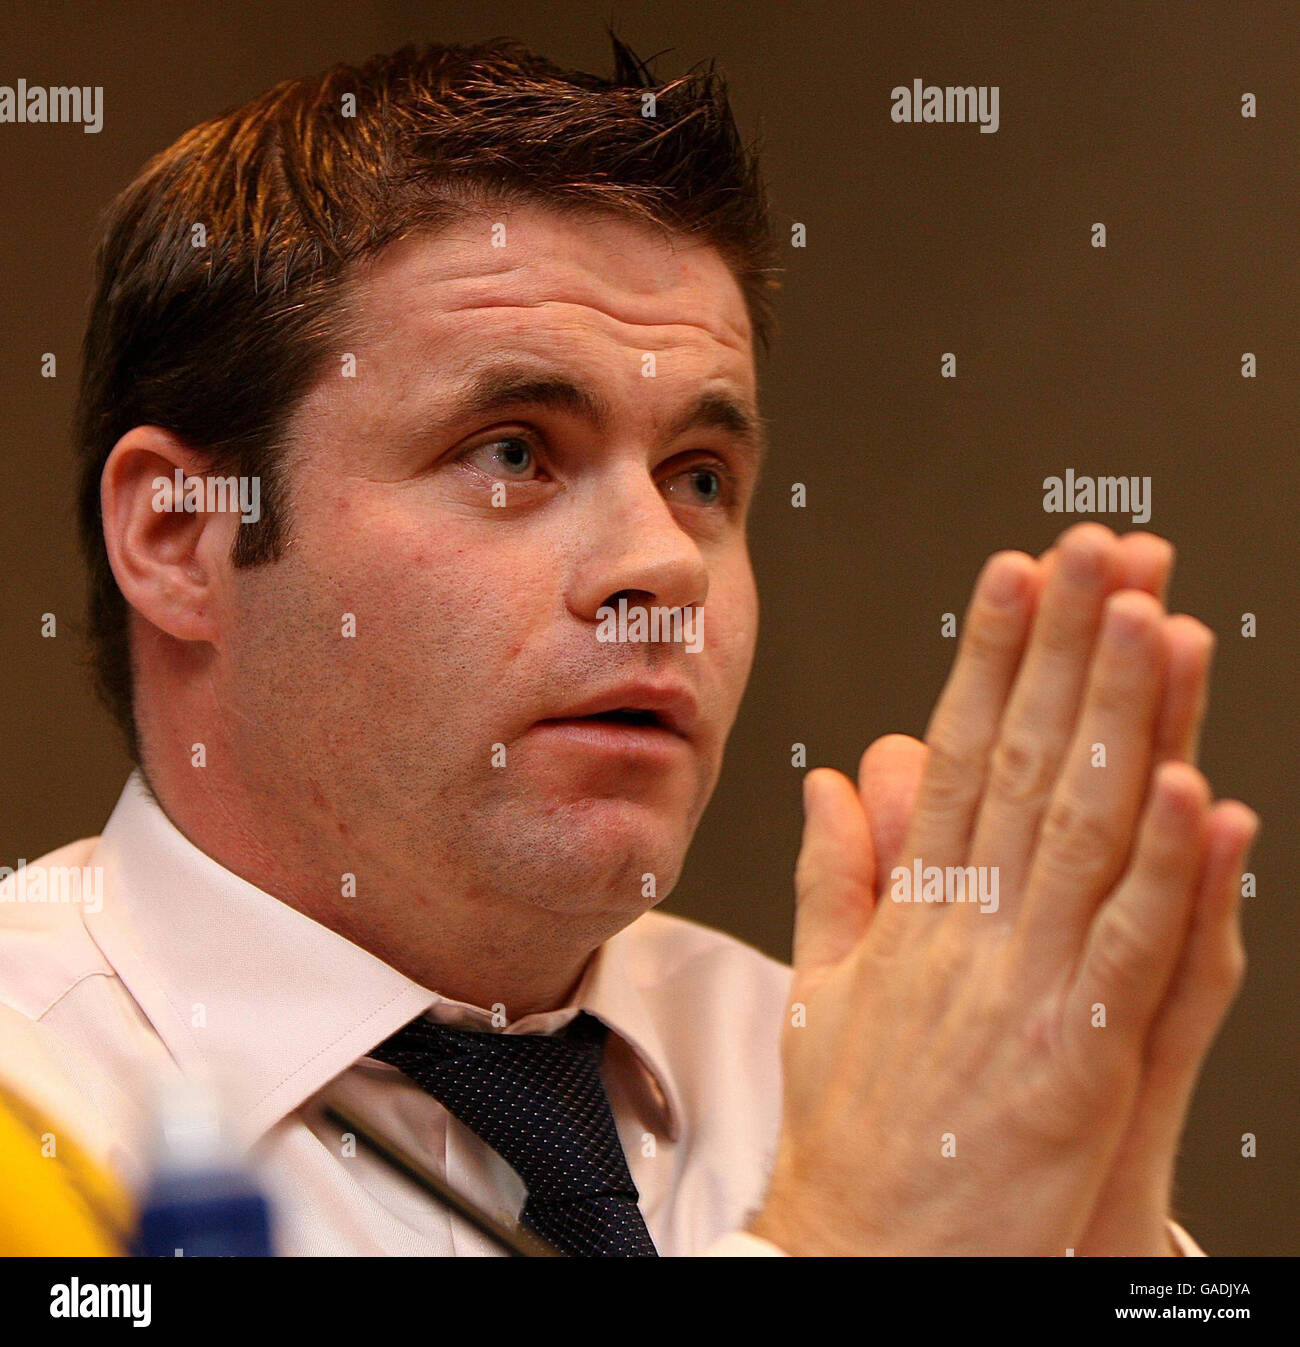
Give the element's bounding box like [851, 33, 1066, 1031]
[138, 757, 607, 1020]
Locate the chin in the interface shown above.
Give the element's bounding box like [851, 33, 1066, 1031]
[557, 791, 691, 847]
[514, 799, 689, 909]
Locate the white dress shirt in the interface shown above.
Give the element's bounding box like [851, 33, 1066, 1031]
[0, 773, 1202, 1256]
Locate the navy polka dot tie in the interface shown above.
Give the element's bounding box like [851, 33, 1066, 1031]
[369, 1011, 659, 1257]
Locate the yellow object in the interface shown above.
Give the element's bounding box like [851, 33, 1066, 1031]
[0, 1081, 132, 1255]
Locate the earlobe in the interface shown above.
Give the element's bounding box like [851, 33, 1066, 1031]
[101, 426, 230, 646]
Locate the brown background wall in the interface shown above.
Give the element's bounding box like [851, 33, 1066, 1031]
[0, 0, 1294, 1253]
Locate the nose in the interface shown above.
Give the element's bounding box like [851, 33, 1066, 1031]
[567, 464, 709, 625]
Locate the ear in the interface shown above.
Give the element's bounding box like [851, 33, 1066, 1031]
[100, 426, 236, 647]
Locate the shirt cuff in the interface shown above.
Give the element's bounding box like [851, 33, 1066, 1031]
[1168, 1219, 1205, 1257]
[702, 1230, 790, 1257]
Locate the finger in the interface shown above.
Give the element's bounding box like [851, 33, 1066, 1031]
[903, 550, 1037, 875]
[1075, 802, 1255, 1253]
[966, 524, 1136, 904]
[1040, 529, 1171, 602]
[1153, 616, 1215, 766]
[1117, 536, 1197, 769]
[1064, 762, 1211, 1066]
[792, 768, 877, 975]
[1120, 800, 1257, 1147]
[1020, 589, 1169, 947]
[1115, 531, 1175, 605]
[858, 734, 928, 897]
[1036, 546, 1058, 590]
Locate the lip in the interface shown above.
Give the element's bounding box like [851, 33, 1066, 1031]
[534, 682, 699, 741]
[527, 717, 690, 761]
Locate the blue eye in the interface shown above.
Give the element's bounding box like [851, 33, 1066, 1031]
[465, 436, 538, 479]
[666, 465, 728, 507]
[689, 468, 723, 504]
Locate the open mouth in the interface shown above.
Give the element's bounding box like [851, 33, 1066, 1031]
[536, 683, 697, 742]
[575, 708, 665, 728]
[533, 706, 687, 749]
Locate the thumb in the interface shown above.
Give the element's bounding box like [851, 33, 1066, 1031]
[792, 767, 875, 976]
[858, 734, 929, 895]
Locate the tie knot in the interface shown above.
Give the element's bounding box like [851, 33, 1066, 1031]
[368, 1011, 657, 1254]
[374, 1010, 608, 1076]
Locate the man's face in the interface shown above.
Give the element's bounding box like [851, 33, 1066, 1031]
[222, 204, 761, 927]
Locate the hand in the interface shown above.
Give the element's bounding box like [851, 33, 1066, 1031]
[846, 535, 1258, 1254]
[750, 524, 1257, 1255]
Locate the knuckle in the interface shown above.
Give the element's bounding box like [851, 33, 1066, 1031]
[925, 928, 974, 983]
[1089, 906, 1159, 990]
[922, 731, 985, 808]
[988, 729, 1058, 805]
[962, 612, 1015, 662]
[1040, 794, 1120, 876]
[1088, 674, 1139, 720]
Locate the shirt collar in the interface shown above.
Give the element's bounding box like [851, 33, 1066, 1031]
[84, 773, 683, 1144]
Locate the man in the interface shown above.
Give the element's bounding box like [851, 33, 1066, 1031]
[0, 37, 1255, 1256]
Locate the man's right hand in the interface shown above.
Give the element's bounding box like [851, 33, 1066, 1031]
[749, 524, 1255, 1256]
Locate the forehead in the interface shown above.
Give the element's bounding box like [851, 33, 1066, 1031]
[346, 204, 755, 370]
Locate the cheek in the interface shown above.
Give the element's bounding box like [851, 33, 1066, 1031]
[347, 524, 544, 680]
[251, 501, 555, 718]
[707, 554, 759, 695]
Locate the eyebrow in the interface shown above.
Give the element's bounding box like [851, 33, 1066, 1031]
[667, 391, 768, 465]
[442, 362, 768, 465]
[450, 367, 611, 435]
